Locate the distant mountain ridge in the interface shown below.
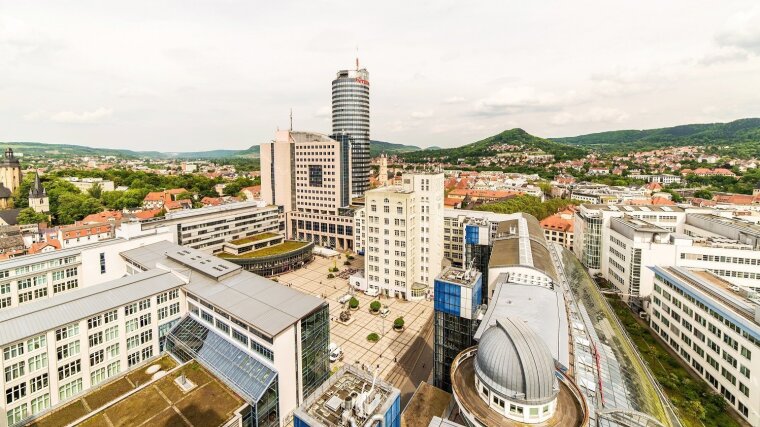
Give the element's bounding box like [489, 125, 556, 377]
[552, 118, 760, 154]
[399, 128, 587, 163]
[0, 141, 249, 160]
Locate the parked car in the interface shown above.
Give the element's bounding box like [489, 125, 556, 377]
[380, 306, 390, 318]
[365, 288, 380, 297]
[329, 344, 343, 362]
[338, 294, 352, 304]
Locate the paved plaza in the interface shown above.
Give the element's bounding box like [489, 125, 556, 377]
[276, 254, 434, 388]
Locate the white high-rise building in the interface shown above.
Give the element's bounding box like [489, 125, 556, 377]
[354, 173, 443, 300]
[260, 130, 356, 250]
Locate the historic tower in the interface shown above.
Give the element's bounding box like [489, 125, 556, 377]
[28, 172, 49, 213]
[0, 148, 22, 209]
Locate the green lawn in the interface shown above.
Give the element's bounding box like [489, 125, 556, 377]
[608, 298, 742, 427]
[229, 232, 280, 245]
[218, 240, 309, 258]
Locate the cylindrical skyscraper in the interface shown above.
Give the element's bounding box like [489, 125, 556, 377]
[332, 65, 370, 197]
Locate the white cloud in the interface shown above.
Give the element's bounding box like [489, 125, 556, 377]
[313, 106, 331, 118]
[443, 96, 465, 104]
[472, 86, 582, 116]
[697, 47, 749, 65]
[551, 107, 629, 126]
[410, 110, 434, 119]
[24, 108, 114, 124]
[715, 8, 760, 54]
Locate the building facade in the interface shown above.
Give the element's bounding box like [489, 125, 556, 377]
[649, 267, 760, 426]
[357, 173, 443, 300]
[332, 67, 370, 196]
[260, 130, 355, 251]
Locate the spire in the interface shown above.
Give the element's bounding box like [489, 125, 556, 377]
[30, 172, 45, 197]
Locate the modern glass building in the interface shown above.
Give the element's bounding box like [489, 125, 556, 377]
[332, 67, 370, 196]
[433, 267, 483, 392]
[299, 305, 330, 400]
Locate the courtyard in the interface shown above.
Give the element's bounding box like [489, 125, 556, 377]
[275, 254, 434, 393]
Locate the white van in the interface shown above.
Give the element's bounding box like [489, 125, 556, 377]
[365, 288, 380, 297]
[329, 343, 343, 362]
[338, 294, 352, 304]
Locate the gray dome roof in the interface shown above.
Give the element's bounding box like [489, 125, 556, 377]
[474, 317, 558, 405]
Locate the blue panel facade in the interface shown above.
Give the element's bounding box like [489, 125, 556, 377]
[471, 275, 483, 313]
[434, 279, 461, 316]
[384, 394, 401, 427]
[465, 224, 479, 245]
[293, 415, 309, 427]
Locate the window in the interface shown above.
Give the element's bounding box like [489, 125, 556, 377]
[138, 299, 150, 311]
[158, 306, 168, 320]
[216, 319, 230, 334]
[169, 302, 180, 316]
[157, 292, 168, 304]
[141, 346, 153, 360]
[87, 315, 102, 329]
[741, 346, 751, 360]
[6, 404, 27, 426]
[125, 318, 138, 333]
[91, 367, 107, 386]
[56, 341, 80, 360]
[140, 330, 152, 344]
[232, 329, 248, 346]
[30, 373, 48, 393]
[58, 359, 81, 380]
[139, 313, 151, 328]
[3, 343, 24, 361]
[107, 361, 120, 377]
[90, 349, 104, 366]
[26, 335, 46, 352]
[30, 393, 50, 414]
[126, 336, 140, 350]
[55, 324, 79, 341]
[99, 252, 106, 274]
[104, 326, 118, 342]
[6, 383, 26, 404]
[88, 332, 103, 348]
[124, 303, 138, 316]
[106, 344, 119, 360]
[28, 353, 47, 372]
[127, 352, 140, 367]
[58, 378, 83, 400]
[104, 310, 118, 324]
[4, 361, 24, 382]
[201, 310, 213, 323]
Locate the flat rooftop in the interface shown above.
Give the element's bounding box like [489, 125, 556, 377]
[475, 278, 570, 369]
[218, 240, 310, 258]
[294, 364, 399, 427]
[584, 204, 684, 213]
[30, 357, 244, 427]
[121, 240, 326, 338]
[228, 232, 280, 245]
[611, 216, 669, 233]
[401, 382, 452, 427]
[489, 214, 558, 282]
[437, 267, 481, 287]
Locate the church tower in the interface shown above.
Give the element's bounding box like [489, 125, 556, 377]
[0, 148, 21, 209]
[28, 172, 49, 213]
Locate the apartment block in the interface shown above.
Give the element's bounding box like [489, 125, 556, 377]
[649, 267, 760, 426]
[355, 173, 443, 300]
[117, 200, 281, 254]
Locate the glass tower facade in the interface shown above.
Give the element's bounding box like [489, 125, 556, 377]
[300, 304, 330, 400]
[332, 68, 370, 196]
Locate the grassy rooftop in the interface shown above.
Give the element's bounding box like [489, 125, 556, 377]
[219, 240, 309, 258]
[229, 232, 281, 246]
[32, 358, 244, 427]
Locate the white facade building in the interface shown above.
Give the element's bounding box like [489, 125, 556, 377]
[357, 173, 444, 300]
[649, 267, 760, 426]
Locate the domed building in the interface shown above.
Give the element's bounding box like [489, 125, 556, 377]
[450, 316, 587, 426]
[473, 318, 559, 423]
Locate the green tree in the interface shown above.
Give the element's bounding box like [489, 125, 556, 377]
[55, 193, 102, 224]
[87, 183, 103, 199]
[16, 208, 48, 225]
[693, 189, 713, 200]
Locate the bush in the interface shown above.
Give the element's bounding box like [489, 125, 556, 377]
[329, 267, 339, 272]
[349, 297, 359, 309]
[346, 255, 355, 260]
[327, 273, 335, 279]
[344, 260, 351, 265]
[370, 301, 381, 312]
[393, 317, 405, 329]
[367, 333, 380, 342]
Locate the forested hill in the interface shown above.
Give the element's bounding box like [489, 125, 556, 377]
[552, 118, 760, 155]
[400, 128, 587, 163]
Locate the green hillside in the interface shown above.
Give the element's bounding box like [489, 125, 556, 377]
[400, 128, 587, 163]
[370, 140, 420, 156]
[1, 142, 249, 160]
[553, 118, 760, 156]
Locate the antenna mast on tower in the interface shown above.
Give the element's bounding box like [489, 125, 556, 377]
[289, 108, 293, 131]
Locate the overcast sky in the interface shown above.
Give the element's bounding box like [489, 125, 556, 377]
[2, 1, 760, 152]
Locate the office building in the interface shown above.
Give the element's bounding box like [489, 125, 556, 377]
[293, 364, 400, 427]
[353, 173, 443, 300]
[332, 66, 370, 196]
[649, 267, 760, 426]
[433, 267, 483, 392]
[117, 200, 281, 254]
[61, 177, 116, 193]
[0, 238, 329, 427]
[260, 130, 355, 251]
